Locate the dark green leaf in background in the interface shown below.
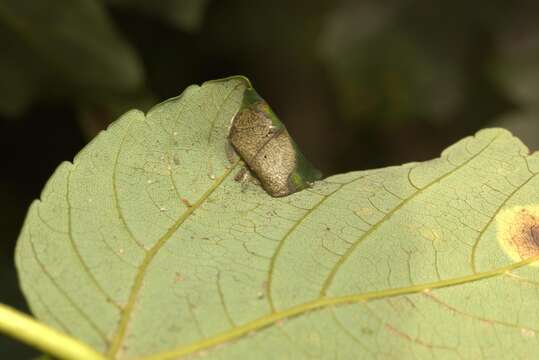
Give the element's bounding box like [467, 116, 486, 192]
[491, 17, 539, 108]
[494, 111, 539, 151]
[107, 0, 209, 32]
[318, 2, 464, 125]
[0, 0, 143, 117]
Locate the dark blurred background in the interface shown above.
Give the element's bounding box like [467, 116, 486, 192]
[1, 0, 539, 357]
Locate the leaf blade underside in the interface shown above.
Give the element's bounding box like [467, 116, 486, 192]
[16, 77, 539, 359]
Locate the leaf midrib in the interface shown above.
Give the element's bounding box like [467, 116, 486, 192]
[107, 83, 244, 357]
[135, 133, 518, 359]
[140, 254, 539, 360]
[140, 132, 524, 359]
[107, 160, 239, 358]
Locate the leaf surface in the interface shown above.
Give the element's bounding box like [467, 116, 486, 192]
[16, 77, 539, 359]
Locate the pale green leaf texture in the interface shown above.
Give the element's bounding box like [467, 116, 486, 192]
[16, 77, 539, 359]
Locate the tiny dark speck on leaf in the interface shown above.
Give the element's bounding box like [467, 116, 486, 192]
[181, 198, 192, 207]
[361, 327, 373, 335]
[174, 272, 183, 283]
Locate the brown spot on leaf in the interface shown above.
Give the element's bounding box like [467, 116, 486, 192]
[181, 198, 192, 207]
[497, 206, 539, 264]
[509, 210, 539, 258]
[385, 324, 453, 350]
[174, 272, 183, 283]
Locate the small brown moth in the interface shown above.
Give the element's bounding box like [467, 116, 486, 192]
[229, 88, 321, 197]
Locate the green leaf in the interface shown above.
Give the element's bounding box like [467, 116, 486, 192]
[107, 0, 209, 32]
[0, 0, 143, 117]
[492, 26, 539, 108]
[318, 2, 463, 124]
[16, 76, 539, 359]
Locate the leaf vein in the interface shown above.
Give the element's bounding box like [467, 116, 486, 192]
[26, 228, 108, 344]
[140, 253, 539, 360]
[319, 134, 499, 296]
[470, 172, 538, 273]
[66, 169, 123, 311]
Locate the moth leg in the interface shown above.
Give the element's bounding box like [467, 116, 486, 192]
[234, 167, 249, 182]
[234, 166, 260, 193]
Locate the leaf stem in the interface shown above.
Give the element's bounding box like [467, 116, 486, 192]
[0, 303, 105, 360]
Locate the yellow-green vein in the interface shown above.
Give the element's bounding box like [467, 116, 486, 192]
[470, 173, 538, 273]
[107, 160, 239, 358]
[66, 169, 123, 311]
[266, 184, 345, 311]
[140, 254, 539, 360]
[26, 229, 108, 344]
[112, 116, 147, 251]
[319, 134, 499, 296]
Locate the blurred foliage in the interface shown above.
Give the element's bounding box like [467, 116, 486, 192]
[494, 111, 539, 151]
[107, 0, 209, 32]
[1, 0, 538, 357]
[0, 0, 143, 117]
[491, 11, 539, 108]
[319, 2, 464, 124]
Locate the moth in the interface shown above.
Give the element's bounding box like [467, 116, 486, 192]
[229, 88, 322, 197]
